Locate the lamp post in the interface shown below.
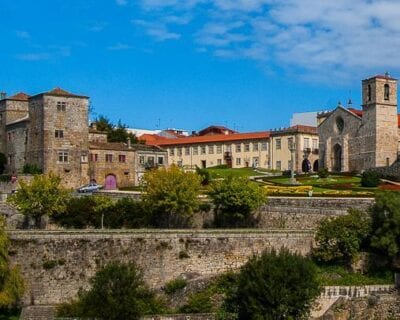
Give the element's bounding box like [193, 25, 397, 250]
[289, 137, 297, 185]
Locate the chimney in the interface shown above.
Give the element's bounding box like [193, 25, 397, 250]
[0, 92, 6, 100]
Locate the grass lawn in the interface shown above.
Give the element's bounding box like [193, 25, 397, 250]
[317, 264, 393, 286]
[206, 167, 269, 179]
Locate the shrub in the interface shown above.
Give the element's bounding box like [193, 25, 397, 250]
[225, 248, 321, 320]
[22, 164, 42, 174]
[196, 167, 211, 185]
[164, 278, 187, 295]
[361, 170, 380, 187]
[318, 167, 329, 178]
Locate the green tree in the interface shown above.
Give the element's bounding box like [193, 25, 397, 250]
[312, 209, 371, 265]
[0, 218, 24, 312]
[7, 173, 70, 227]
[370, 191, 400, 270]
[208, 176, 266, 227]
[141, 166, 201, 228]
[361, 170, 381, 187]
[94, 116, 138, 144]
[58, 262, 164, 320]
[225, 248, 321, 320]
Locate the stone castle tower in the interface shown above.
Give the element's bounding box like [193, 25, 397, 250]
[26, 88, 90, 187]
[361, 74, 398, 168]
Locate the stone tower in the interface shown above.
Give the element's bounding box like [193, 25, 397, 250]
[361, 74, 398, 168]
[26, 88, 90, 187]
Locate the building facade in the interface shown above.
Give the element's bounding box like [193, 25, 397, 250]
[318, 74, 400, 172]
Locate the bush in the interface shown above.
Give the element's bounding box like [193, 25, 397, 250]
[164, 278, 187, 295]
[225, 248, 321, 320]
[318, 167, 329, 178]
[208, 176, 266, 227]
[196, 167, 211, 185]
[22, 164, 42, 174]
[361, 170, 380, 187]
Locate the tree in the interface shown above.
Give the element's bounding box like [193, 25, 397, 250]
[94, 116, 138, 144]
[7, 173, 71, 227]
[225, 248, 321, 320]
[370, 191, 400, 270]
[208, 176, 266, 227]
[58, 262, 164, 320]
[361, 170, 381, 187]
[0, 218, 24, 312]
[312, 209, 371, 265]
[141, 166, 201, 227]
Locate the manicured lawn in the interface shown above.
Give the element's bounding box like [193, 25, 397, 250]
[206, 167, 269, 179]
[317, 264, 393, 286]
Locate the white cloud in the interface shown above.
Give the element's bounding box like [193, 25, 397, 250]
[15, 46, 71, 61]
[135, 0, 400, 81]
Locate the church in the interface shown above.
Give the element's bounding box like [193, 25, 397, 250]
[318, 74, 400, 172]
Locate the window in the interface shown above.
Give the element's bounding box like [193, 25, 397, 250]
[335, 116, 344, 133]
[367, 84, 371, 101]
[235, 144, 241, 152]
[384, 84, 390, 100]
[276, 160, 281, 170]
[147, 157, 155, 166]
[90, 153, 98, 162]
[236, 158, 241, 165]
[244, 143, 250, 152]
[119, 154, 126, 163]
[139, 156, 145, 164]
[209, 145, 214, 154]
[304, 138, 310, 149]
[177, 148, 182, 156]
[288, 137, 294, 150]
[57, 101, 66, 112]
[158, 156, 164, 165]
[216, 145, 222, 154]
[201, 146, 206, 154]
[185, 147, 190, 156]
[276, 139, 281, 150]
[105, 154, 113, 162]
[55, 130, 64, 138]
[81, 155, 88, 163]
[226, 145, 232, 152]
[7, 132, 11, 141]
[193, 146, 198, 155]
[312, 139, 318, 150]
[217, 159, 222, 165]
[169, 148, 175, 156]
[261, 142, 268, 151]
[58, 151, 68, 163]
[253, 142, 259, 152]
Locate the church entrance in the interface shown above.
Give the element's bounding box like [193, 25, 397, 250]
[333, 144, 342, 172]
[302, 159, 311, 173]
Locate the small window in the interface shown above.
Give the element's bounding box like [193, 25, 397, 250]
[169, 148, 175, 156]
[105, 154, 113, 162]
[209, 145, 214, 154]
[57, 101, 66, 112]
[55, 130, 64, 138]
[236, 158, 241, 165]
[185, 147, 190, 156]
[276, 139, 281, 150]
[261, 142, 268, 151]
[81, 155, 88, 163]
[312, 139, 318, 150]
[244, 143, 250, 152]
[193, 146, 198, 155]
[177, 148, 182, 156]
[384, 84, 390, 100]
[147, 157, 155, 166]
[235, 144, 241, 152]
[336, 116, 344, 133]
[7, 132, 11, 141]
[276, 160, 281, 170]
[158, 156, 164, 165]
[58, 151, 68, 163]
[253, 143, 259, 152]
[201, 146, 206, 154]
[216, 145, 222, 154]
[139, 156, 145, 164]
[90, 153, 98, 162]
[119, 154, 126, 163]
[304, 138, 310, 149]
[367, 84, 371, 102]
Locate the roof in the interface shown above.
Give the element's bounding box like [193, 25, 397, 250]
[30, 87, 89, 99]
[89, 141, 164, 152]
[1, 92, 30, 102]
[146, 131, 271, 146]
[364, 74, 397, 81]
[6, 115, 29, 126]
[198, 125, 237, 136]
[270, 125, 317, 136]
[140, 134, 167, 142]
[348, 108, 400, 127]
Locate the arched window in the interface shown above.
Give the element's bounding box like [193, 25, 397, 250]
[367, 84, 371, 101]
[384, 84, 390, 100]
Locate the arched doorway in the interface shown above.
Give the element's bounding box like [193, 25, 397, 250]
[333, 144, 342, 172]
[313, 160, 319, 172]
[105, 174, 117, 190]
[302, 159, 311, 173]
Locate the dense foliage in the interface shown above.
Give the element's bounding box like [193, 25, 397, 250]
[208, 176, 266, 227]
[94, 115, 138, 144]
[195, 167, 211, 185]
[361, 170, 381, 187]
[317, 167, 329, 178]
[22, 164, 42, 174]
[313, 209, 371, 265]
[57, 262, 165, 320]
[0, 218, 24, 312]
[7, 173, 70, 226]
[370, 191, 400, 270]
[141, 166, 201, 228]
[225, 248, 321, 320]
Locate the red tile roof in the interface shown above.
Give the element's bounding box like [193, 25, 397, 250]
[4, 92, 30, 101]
[30, 87, 89, 99]
[370, 74, 397, 81]
[146, 131, 271, 146]
[198, 125, 237, 136]
[348, 108, 400, 127]
[140, 134, 167, 143]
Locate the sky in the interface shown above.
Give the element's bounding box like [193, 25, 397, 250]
[1, 0, 400, 132]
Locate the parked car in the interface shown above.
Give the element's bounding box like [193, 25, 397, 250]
[77, 183, 103, 193]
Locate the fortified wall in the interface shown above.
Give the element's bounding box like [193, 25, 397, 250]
[9, 229, 314, 306]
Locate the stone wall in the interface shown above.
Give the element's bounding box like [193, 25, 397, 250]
[9, 229, 314, 306]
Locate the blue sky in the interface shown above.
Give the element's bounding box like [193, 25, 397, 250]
[1, 0, 400, 132]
